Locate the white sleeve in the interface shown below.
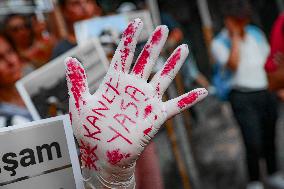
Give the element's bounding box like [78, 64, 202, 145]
[260, 35, 270, 59]
[210, 39, 229, 65]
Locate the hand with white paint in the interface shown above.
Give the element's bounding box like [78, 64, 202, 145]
[65, 18, 207, 188]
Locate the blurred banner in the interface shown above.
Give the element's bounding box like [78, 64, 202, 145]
[0, 115, 84, 189]
[16, 38, 108, 120]
[0, 0, 53, 14]
[74, 10, 154, 45]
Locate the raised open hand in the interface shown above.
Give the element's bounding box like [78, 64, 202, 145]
[65, 18, 207, 188]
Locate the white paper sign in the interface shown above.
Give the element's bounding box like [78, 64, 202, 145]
[0, 115, 84, 189]
[74, 10, 154, 45]
[16, 38, 109, 120]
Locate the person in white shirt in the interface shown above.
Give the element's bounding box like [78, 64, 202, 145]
[211, 1, 282, 189]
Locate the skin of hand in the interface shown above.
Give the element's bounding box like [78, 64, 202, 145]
[225, 17, 243, 71]
[65, 18, 208, 188]
[273, 52, 284, 66]
[277, 89, 284, 101]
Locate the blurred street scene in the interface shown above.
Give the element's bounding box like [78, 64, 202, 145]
[1, 0, 284, 189]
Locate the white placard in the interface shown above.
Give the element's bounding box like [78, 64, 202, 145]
[0, 0, 54, 15]
[16, 38, 109, 120]
[0, 115, 84, 189]
[74, 10, 154, 45]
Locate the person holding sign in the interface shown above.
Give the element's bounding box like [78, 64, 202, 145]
[65, 18, 208, 188]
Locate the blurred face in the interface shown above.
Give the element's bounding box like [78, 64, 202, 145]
[63, 0, 99, 24]
[32, 16, 46, 37]
[224, 16, 250, 38]
[6, 16, 31, 45]
[0, 37, 22, 87]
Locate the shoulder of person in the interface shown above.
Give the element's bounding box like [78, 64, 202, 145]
[245, 25, 267, 43]
[212, 28, 231, 49]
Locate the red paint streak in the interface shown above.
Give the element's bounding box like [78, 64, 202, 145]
[120, 47, 130, 72]
[144, 105, 152, 118]
[113, 114, 136, 133]
[67, 59, 86, 110]
[125, 85, 146, 102]
[79, 140, 98, 170]
[83, 124, 101, 141]
[154, 115, 158, 120]
[177, 92, 199, 109]
[123, 22, 135, 39]
[69, 112, 72, 125]
[150, 28, 162, 44]
[120, 22, 137, 71]
[144, 126, 153, 135]
[107, 126, 132, 144]
[105, 78, 120, 95]
[120, 99, 139, 117]
[102, 94, 116, 104]
[107, 149, 124, 165]
[132, 28, 163, 75]
[124, 37, 132, 46]
[161, 48, 181, 76]
[92, 100, 108, 117]
[132, 46, 150, 75]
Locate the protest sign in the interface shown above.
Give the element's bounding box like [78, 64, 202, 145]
[0, 115, 84, 189]
[16, 38, 109, 120]
[74, 10, 154, 45]
[0, 0, 53, 15]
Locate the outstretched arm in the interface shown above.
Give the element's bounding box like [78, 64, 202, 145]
[65, 18, 208, 188]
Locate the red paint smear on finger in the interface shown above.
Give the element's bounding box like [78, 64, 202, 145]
[144, 105, 152, 118]
[161, 48, 181, 76]
[132, 46, 150, 75]
[132, 28, 163, 75]
[150, 28, 162, 44]
[123, 22, 135, 39]
[120, 47, 130, 71]
[107, 149, 126, 165]
[144, 126, 153, 135]
[67, 59, 86, 111]
[154, 115, 158, 120]
[177, 92, 198, 109]
[120, 22, 136, 71]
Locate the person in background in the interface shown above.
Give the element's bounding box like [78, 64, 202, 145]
[0, 35, 32, 127]
[3, 14, 34, 74]
[159, 10, 210, 89]
[23, 14, 57, 68]
[51, 0, 102, 59]
[265, 12, 284, 100]
[4, 13, 57, 70]
[211, 1, 283, 189]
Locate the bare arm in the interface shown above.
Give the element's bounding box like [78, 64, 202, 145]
[227, 33, 241, 71]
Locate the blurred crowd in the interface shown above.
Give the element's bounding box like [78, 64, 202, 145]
[1, 0, 284, 189]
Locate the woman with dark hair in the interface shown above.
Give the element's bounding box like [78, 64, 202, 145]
[0, 35, 32, 127]
[4, 13, 56, 69]
[51, 0, 102, 59]
[4, 14, 33, 63]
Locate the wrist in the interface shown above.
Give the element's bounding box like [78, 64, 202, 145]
[96, 163, 136, 189]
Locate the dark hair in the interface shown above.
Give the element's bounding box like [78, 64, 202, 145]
[58, 0, 99, 7]
[3, 14, 31, 29]
[3, 14, 32, 48]
[58, 0, 67, 6]
[221, 0, 252, 19]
